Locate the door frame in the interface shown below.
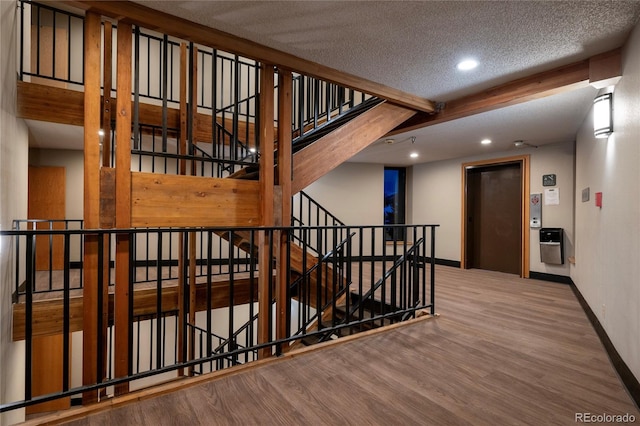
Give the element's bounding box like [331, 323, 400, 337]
[460, 155, 530, 278]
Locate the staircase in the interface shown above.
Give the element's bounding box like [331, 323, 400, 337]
[6, 2, 437, 414]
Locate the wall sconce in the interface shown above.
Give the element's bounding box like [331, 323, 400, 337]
[593, 93, 613, 138]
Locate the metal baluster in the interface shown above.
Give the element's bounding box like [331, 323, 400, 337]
[97, 233, 104, 384]
[24, 233, 34, 402]
[228, 231, 235, 363]
[133, 26, 140, 150]
[63, 234, 70, 391]
[206, 231, 212, 359]
[156, 232, 163, 371]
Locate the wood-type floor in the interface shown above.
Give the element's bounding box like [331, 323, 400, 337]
[58, 266, 639, 425]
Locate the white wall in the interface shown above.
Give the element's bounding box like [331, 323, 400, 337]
[305, 147, 576, 271]
[411, 141, 575, 272]
[528, 141, 575, 275]
[1, 1, 29, 423]
[411, 157, 461, 261]
[573, 20, 640, 383]
[302, 162, 384, 226]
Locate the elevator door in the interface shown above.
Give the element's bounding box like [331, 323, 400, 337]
[466, 162, 522, 275]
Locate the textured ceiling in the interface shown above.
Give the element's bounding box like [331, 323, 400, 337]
[129, 0, 640, 165]
[136, 1, 640, 101]
[31, 1, 640, 165]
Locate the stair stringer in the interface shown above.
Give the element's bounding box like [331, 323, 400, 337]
[292, 101, 416, 194]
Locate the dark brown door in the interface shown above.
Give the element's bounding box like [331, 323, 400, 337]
[466, 162, 522, 274]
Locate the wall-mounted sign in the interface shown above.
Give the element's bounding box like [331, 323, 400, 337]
[582, 187, 590, 202]
[542, 174, 556, 186]
[545, 188, 560, 205]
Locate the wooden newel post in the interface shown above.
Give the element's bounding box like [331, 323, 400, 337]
[276, 70, 293, 345]
[82, 11, 102, 405]
[114, 21, 133, 396]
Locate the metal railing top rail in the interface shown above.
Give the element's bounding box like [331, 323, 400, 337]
[2, 223, 435, 235]
[13, 219, 84, 228]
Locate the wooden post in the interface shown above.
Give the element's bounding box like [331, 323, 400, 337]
[101, 21, 112, 168]
[258, 64, 275, 359]
[97, 21, 112, 399]
[114, 21, 132, 396]
[275, 70, 292, 343]
[82, 11, 102, 405]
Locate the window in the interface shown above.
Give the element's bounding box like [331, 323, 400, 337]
[383, 167, 406, 241]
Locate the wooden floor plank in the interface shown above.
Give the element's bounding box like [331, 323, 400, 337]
[54, 266, 639, 425]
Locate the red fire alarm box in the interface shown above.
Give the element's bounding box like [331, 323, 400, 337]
[595, 192, 603, 208]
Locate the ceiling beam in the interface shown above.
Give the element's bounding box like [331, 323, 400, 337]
[390, 48, 621, 135]
[63, 1, 435, 113]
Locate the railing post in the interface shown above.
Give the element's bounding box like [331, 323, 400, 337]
[275, 69, 293, 345]
[82, 10, 103, 405]
[101, 21, 112, 168]
[114, 20, 133, 396]
[430, 226, 436, 315]
[258, 63, 275, 359]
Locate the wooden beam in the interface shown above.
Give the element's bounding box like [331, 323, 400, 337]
[82, 11, 102, 405]
[101, 21, 113, 167]
[130, 173, 260, 227]
[99, 167, 115, 228]
[115, 24, 133, 223]
[13, 278, 261, 341]
[391, 57, 596, 134]
[114, 21, 133, 396]
[66, 1, 435, 113]
[17, 81, 84, 125]
[17, 81, 257, 145]
[258, 64, 275, 359]
[292, 101, 415, 194]
[589, 48, 622, 89]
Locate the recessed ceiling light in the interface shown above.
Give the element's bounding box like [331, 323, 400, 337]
[410, 152, 419, 158]
[481, 139, 492, 145]
[457, 59, 478, 71]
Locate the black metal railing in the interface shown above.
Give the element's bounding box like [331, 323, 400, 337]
[291, 191, 346, 257]
[11, 219, 84, 300]
[19, 0, 85, 86]
[289, 230, 355, 336]
[291, 73, 373, 143]
[11, 222, 259, 299]
[1, 223, 436, 414]
[19, 1, 379, 184]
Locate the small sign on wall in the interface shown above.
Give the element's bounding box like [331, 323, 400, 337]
[582, 187, 590, 202]
[544, 188, 559, 205]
